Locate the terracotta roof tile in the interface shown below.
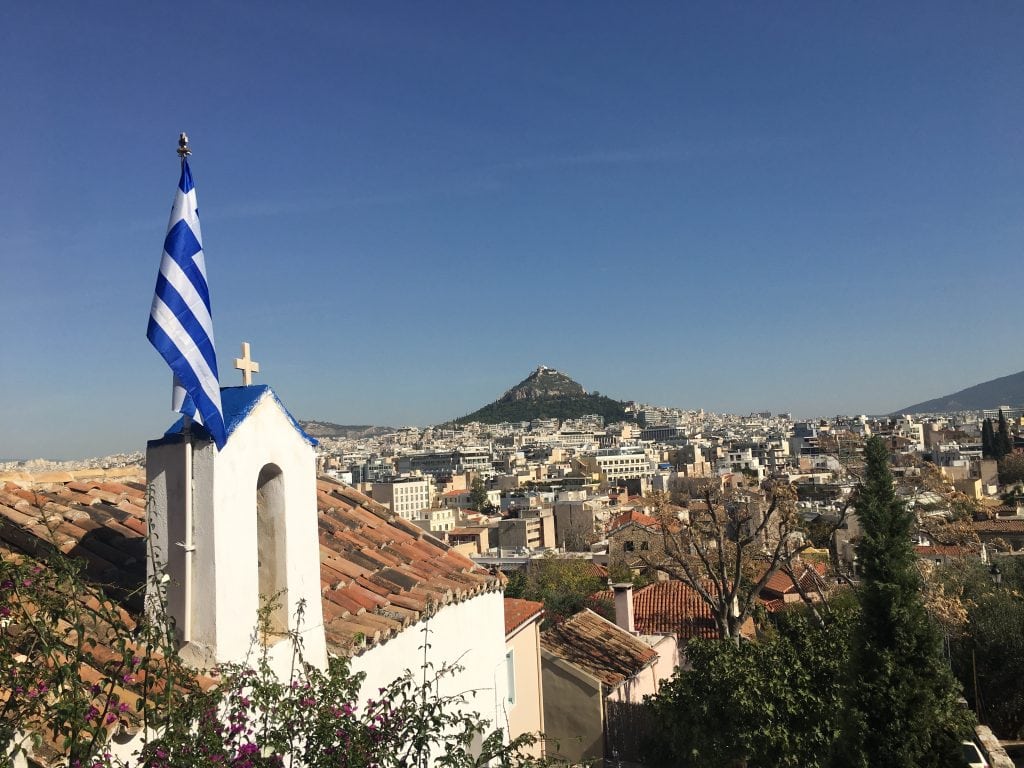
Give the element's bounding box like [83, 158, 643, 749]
[541, 609, 658, 687]
[633, 581, 718, 640]
[0, 476, 502, 660]
[974, 519, 1024, 533]
[504, 598, 544, 636]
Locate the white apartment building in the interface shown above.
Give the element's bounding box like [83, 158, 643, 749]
[371, 476, 434, 520]
[894, 416, 925, 452]
[412, 507, 458, 534]
[581, 447, 655, 482]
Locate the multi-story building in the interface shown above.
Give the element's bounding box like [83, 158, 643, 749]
[396, 448, 492, 477]
[579, 447, 655, 482]
[371, 476, 434, 520]
[499, 508, 555, 551]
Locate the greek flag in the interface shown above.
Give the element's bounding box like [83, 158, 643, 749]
[147, 160, 227, 449]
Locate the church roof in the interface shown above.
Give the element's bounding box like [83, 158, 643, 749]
[164, 385, 317, 447]
[0, 475, 501, 660]
[314, 477, 502, 656]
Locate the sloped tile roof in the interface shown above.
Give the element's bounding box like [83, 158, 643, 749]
[0, 476, 502, 659]
[914, 544, 970, 557]
[541, 609, 657, 688]
[0, 479, 149, 610]
[974, 519, 1024, 534]
[315, 478, 501, 655]
[504, 598, 544, 637]
[627, 581, 719, 641]
[607, 509, 659, 533]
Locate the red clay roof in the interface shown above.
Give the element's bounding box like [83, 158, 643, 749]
[974, 519, 1024, 533]
[0, 476, 502, 659]
[541, 609, 658, 687]
[631, 581, 718, 641]
[608, 509, 659, 533]
[914, 544, 970, 557]
[504, 598, 544, 637]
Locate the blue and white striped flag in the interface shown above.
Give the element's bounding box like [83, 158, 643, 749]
[147, 159, 227, 449]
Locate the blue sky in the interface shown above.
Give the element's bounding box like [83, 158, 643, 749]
[2, 2, 1023, 459]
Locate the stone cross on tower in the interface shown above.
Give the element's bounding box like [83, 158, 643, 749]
[234, 342, 260, 386]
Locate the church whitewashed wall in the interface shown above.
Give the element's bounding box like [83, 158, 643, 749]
[349, 589, 510, 743]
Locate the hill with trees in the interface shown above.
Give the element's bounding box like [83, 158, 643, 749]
[895, 369, 1024, 414]
[453, 366, 632, 425]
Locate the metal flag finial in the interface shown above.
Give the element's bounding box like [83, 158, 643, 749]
[177, 132, 191, 160]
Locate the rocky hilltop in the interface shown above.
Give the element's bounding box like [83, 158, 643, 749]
[454, 366, 630, 425]
[497, 365, 587, 402]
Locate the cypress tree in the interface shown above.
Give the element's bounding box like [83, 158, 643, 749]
[981, 418, 994, 459]
[835, 436, 971, 768]
[997, 409, 1013, 459]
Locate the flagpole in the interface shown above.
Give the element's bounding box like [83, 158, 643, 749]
[177, 132, 195, 644]
[181, 414, 194, 643]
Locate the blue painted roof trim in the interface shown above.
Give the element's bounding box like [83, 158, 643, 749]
[164, 385, 318, 448]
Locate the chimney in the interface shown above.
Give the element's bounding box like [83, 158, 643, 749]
[612, 582, 635, 633]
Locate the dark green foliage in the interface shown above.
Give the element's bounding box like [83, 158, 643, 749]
[513, 556, 610, 627]
[644, 601, 855, 768]
[982, 419, 995, 459]
[995, 410, 1014, 460]
[835, 436, 971, 768]
[998, 451, 1024, 486]
[467, 475, 494, 513]
[947, 559, 1024, 738]
[455, 394, 630, 426]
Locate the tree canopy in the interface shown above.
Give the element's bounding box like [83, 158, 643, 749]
[835, 436, 971, 768]
[644, 599, 856, 768]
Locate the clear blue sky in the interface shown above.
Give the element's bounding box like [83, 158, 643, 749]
[3, 2, 1023, 459]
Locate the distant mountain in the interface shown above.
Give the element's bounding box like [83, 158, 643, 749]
[894, 369, 1024, 414]
[454, 366, 631, 425]
[299, 421, 395, 439]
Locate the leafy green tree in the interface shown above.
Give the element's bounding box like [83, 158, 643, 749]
[835, 436, 971, 768]
[997, 450, 1024, 486]
[516, 555, 609, 626]
[644, 600, 855, 768]
[946, 558, 1024, 738]
[468, 475, 495, 514]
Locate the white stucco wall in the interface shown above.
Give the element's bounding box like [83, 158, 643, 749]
[348, 590, 510, 746]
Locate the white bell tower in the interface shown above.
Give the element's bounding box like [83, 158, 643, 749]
[146, 378, 326, 673]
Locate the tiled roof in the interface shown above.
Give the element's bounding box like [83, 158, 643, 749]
[504, 598, 543, 637]
[974, 519, 1024, 533]
[630, 581, 718, 641]
[608, 509, 659, 533]
[541, 609, 657, 688]
[914, 545, 970, 557]
[0, 476, 502, 659]
[760, 563, 829, 604]
[315, 478, 501, 655]
[0, 479, 149, 610]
